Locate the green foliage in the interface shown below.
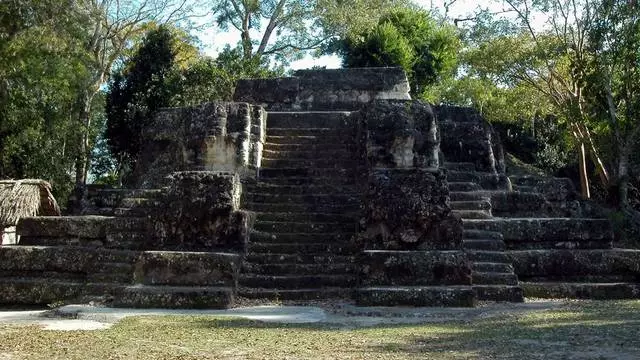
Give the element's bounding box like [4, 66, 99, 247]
[339, 7, 460, 97]
[105, 26, 176, 170]
[341, 23, 415, 71]
[0, 0, 92, 202]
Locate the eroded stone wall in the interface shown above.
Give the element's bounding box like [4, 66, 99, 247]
[234, 67, 411, 111]
[150, 171, 251, 252]
[434, 105, 504, 174]
[132, 102, 266, 188]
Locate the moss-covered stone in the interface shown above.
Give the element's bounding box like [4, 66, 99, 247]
[360, 168, 462, 250]
[134, 251, 240, 286]
[355, 286, 476, 307]
[358, 250, 472, 286]
[508, 249, 640, 279]
[17, 216, 110, 239]
[112, 285, 235, 309]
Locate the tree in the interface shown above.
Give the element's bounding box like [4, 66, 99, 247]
[71, 0, 197, 197]
[340, 7, 460, 97]
[105, 26, 177, 173]
[0, 0, 90, 201]
[212, 0, 326, 63]
[584, 0, 640, 206]
[210, 0, 407, 64]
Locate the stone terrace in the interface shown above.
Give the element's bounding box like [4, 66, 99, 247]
[0, 67, 637, 308]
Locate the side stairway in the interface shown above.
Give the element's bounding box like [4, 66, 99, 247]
[443, 162, 524, 302]
[240, 111, 361, 300]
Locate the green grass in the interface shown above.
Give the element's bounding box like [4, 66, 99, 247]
[1, 300, 640, 359]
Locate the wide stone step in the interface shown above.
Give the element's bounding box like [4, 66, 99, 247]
[88, 189, 164, 208]
[260, 158, 361, 169]
[452, 210, 492, 219]
[262, 149, 356, 161]
[254, 221, 356, 233]
[450, 191, 490, 202]
[255, 212, 356, 224]
[243, 262, 356, 275]
[471, 271, 518, 285]
[267, 128, 354, 137]
[355, 286, 476, 307]
[244, 183, 358, 195]
[463, 218, 614, 249]
[473, 285, 524, 302]
[443, 162, 476, 171]
[472, 262, 514, 273]
[254, 176, 358, 186]
[521, 282, 640, 299]
[449, 182, 482, 192]
[0, 278, 121, 305]
[266, 111, 355, 129]
[239, 274, 356, 289]
[245, 254, 356, 265]
[463, 239, 505, 251]
[245, 192, 360, 205]
[266, 135, 354, 145]
[473, 271, 519, 285]
[259, 167, 360, 179]
[248, 242, 358, 254]
[463, 229, 503, 240]
[87, 272, 133, 283]
[450, 200, 492, 211]
[105, 232, 147, 250]
[92, 188, 163, 199]
[465, 250, 511, 263]
[507, 249, 640, 280]
[263, 143, 353, 152]
[250, 231, 353, 243]
[238, 287, 352, 300]
[447, 170, 498, 184]
[244, 202, 359, 214]
[112, 285, 234, 309]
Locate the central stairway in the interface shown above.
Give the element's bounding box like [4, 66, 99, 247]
[239, 111, 363, 300]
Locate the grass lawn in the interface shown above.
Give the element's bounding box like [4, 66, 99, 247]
[1, 300, 640, 359]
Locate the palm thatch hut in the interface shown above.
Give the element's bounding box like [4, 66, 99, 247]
[0, 180, 60, 244]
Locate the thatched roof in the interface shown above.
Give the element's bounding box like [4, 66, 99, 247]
[0, 179, 61, 228]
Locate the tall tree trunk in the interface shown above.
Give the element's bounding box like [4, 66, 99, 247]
[75, 91, 93, 187]
[578, 142, 590, 199]
[69, 90, 94, 214]
[615, 144, 631, 207]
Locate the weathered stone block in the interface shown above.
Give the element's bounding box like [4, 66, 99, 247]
[0, 279, 86, 305]
[360, 168, 462, 250]
[134, 251, 241, 286]
[522, 282, 640, 299]
[17, 216, 109, 239]
[0, 246, 96, 273]
[358, 250, 472, 286]
[355, 286, 476, 307]
[360, 100, 438, 168]
[151, 171, 250, 251]
[435, 105, 502, 174]
[464, 218, 614, 249]
[508, 249, 640, 279]
[130, 102, 265, 188]
[113, 285, 235, 309]
[233, 67, 410, 111]
[509, 175, 577, 202]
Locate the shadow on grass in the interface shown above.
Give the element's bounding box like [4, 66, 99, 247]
[366, 301, 640, 358]
[181, 300, 640, 358]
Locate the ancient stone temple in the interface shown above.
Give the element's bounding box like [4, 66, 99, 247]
[0, 67, 637, 308]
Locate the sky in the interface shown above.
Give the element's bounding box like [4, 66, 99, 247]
[196, 0, 511, 70]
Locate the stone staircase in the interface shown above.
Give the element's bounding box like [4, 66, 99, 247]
[444, 162, 524, 302]
[240, 111, 362, 300]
